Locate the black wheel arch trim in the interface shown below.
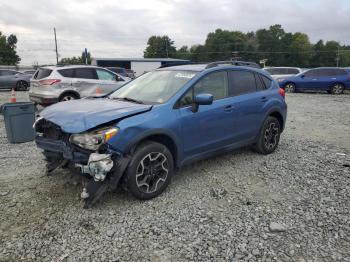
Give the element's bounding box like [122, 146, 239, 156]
[124, 129, 180, 167]
[59, 90, 80, 100]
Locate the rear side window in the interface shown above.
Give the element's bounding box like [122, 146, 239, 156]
[58, 69, 74, 78]
[335, 69, 347, 76]
[228, 70, 256, 96]
[287, 68, 300, 74]
[261, 76, 272, 89]
[35, 68, 52, 79]
[73, 68, 97, 79]
[255, 73, 265, 91]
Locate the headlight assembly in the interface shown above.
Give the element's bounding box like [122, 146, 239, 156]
[277, 78, 285, 83]
[69, 127, 118, 151]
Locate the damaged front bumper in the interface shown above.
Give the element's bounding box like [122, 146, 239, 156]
[35, 135, 130, 207]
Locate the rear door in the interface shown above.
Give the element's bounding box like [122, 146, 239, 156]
[316, 69, 336, 90]
[178, 71, 236, 158]
[227, 70, 266, 141]
[70, 67, 100, 96]
[95, 68, 126, 94]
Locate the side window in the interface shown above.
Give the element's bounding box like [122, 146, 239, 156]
[228, 70, 257, 96]
[304, 69, 317, 77]
[179, 71, 228, 107]
[261, 76, 272, 89]
[73, 68, 97, 79]
[96, 69, 117, 81]
[288, 68, 300, 74]
[335, 69, 346, 76]
[255, 73, 265, 91]
[58, 69, 74, 78]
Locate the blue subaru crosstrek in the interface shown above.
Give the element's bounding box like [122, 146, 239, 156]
[278, 67, 350, 94]
[34, 62, 287, 206]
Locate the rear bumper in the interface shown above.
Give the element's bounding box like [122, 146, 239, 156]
[29, 94, 58, 106]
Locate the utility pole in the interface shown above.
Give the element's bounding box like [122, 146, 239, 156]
[54, 28, 59, 65]
[336, 47, 340, 67]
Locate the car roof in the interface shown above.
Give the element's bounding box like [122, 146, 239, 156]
[157, 64, 271, 77]
[264, 67, 301, 69]
[39, 65, 102, 70]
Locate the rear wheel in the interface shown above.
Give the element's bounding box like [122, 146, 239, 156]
[16, 80, 29, 91]
[330, 83, 344, 95]
[59, 93, 78, 102]
[284, 83, 296, 93]
[124, 141, 174, 200]
[254, 116, 281, 154]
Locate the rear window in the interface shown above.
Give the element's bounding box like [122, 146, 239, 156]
[35, 68, 52, 79]
[58, 69, 74, 78]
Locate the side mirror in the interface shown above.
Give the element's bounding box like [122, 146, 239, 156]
[192, 93, 213, 112]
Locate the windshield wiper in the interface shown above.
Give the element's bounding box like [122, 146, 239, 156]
[111, 97, 144, 104]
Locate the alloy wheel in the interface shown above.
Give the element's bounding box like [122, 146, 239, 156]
[264, 122, 279, 150]
[332, 84, 344, 95]
[61, 95, 76, 101]
[17, 81, 29, 91]
[136, 152, 169, 194]
[285, 83, 295, 93]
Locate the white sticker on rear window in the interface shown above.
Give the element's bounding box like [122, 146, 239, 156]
[175, 72, 195, 79]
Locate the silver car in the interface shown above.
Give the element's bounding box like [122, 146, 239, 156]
[263, 67, 302, 80]
[29, 65, 130, 106]
[0, 69, 32, 91]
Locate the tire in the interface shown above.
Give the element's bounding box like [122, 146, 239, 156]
[16, 80, 29, 91]
[124, 141, 174, 200]
[284, 83, 296, 93]
[59, 93, 78, 102]
[326, 90, 332, 94]
[253, 116, 281, 155]
[330, 83, 344, 95]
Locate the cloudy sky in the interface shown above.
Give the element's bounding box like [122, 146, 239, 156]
[0, 0, 349, 65]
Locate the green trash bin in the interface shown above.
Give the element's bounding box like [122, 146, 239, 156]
[0, 102, 36, 143]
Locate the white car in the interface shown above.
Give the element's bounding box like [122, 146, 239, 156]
[263, 67, 302, 81]
[29, 65, 130, 106]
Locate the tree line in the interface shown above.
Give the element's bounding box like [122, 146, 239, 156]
[144, 25, 350, 67]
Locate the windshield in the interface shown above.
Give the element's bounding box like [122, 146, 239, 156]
[109, 70, 197, 104]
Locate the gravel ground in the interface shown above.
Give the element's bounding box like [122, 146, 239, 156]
[0, 90, 349, 261]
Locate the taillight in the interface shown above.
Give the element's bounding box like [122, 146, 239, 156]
[38, 79, 61, 85]
[278, 88, 285, 98]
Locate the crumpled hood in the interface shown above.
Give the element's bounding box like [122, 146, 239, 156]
[41, 98, 152, 133]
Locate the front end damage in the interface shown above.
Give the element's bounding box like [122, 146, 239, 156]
[34, 118, 130, 207]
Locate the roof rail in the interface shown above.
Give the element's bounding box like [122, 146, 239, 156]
[205, 60, 261, 69]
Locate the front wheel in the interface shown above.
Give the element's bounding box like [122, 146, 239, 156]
[330, 83, 344, 95]
[124, 141, 174, 200]
[253, 116, 281, 154]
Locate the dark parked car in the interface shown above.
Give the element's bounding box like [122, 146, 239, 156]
[106, 67, 129, 77]
[0, 69, 32, 91]
[34, 62, 287, 206]
[278, 67, 350, 94]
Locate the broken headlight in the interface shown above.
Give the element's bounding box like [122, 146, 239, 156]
[69, 127, 118, 151]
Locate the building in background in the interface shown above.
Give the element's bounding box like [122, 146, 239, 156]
[91, 58, 190, 76]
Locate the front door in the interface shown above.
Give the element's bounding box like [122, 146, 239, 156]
[178, 71, 236, 159]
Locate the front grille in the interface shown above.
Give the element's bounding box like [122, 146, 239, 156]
[35, 118, 68, 141]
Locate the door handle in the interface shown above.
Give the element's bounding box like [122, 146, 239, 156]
[260, 96, 267, 102]
[224, 105, 235, 112]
